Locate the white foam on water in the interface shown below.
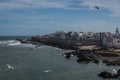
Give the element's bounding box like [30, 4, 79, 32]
[8, 41, 21, 46]
[0, 40, 21, 46]
[112, 69, 117, 74]
[98, 64, 102, 68]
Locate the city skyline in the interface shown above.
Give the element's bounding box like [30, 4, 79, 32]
[0, 0, 120, 36]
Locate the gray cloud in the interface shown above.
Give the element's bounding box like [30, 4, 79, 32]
[0, 0, 84, 10]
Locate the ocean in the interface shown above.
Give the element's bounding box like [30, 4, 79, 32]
[0, 36, 119, 80]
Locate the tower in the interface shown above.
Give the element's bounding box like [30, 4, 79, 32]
[115, 28, 119, 35]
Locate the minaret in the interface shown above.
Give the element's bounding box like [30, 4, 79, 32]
[115, 28, 119, 35]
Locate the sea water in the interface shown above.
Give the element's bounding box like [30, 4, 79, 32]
[0, 36, 119, 80]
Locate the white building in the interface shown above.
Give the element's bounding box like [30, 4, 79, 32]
[52, 31, 68, 39]
[105, 28, 120, 48]
[60, 32, 68, 39]
[76, 32, 88, 40]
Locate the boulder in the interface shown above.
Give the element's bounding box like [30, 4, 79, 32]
[98, 71, 112, 78]
[76, 56, 93, 63]
[65, 53, 71, 59]
[93, 59, 99, 63]
[117, 69, 120, 74]
[111, 74, 120, 78]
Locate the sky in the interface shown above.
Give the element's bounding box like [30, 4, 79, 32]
[0, 0, 120, 36]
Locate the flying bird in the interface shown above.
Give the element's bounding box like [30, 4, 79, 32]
[43, 69, 53, 73]
[6, 64, 14, 70]
[94, 6, 100, 10]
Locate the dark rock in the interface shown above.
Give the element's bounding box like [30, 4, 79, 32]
[98, 69, 120, 79]
[76, 58, 89, 63]
[93, 59, 99, 63]
[103, 60, 108, 63]
[76, 54, 93, 63]
[106, 60, 120, 66]
[65, 55, 71, 59]
[65, 53, 71, 59]
[100, 53, 119, 57]
[71, 51, 77, 56]
[102, 59, 120, 66]
[117, 69, 120, 74]
[111, 74, 120, 78]
[98, 71, 112, 78]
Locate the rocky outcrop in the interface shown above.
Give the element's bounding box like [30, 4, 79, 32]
[98, 71, 112, 78]
[103, 59, 120, 66]
[64, 50, 100, 63]
[63, 49, 120, 65]
[77, 54, 94, 62]
[64, 53, 72, 59]
[98, 69, 120, 79]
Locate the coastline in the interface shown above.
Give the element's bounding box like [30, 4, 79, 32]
[17, 37, 120, 66]
[13, 37, 120, 79]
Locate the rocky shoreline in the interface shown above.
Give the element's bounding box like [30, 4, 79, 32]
[62, 47, 120, 79]
[98, 69, 120, 79]
[63, 49, 120, 65]
[17, 38, 120, 79]
[17, 38, 120, 66]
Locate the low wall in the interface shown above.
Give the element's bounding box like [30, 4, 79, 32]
[32, 37, 103, 46]
[70, 40, 103, 45]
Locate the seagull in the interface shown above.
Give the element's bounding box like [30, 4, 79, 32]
[43, 70, 53, 73]
[6, 64, 14, 70]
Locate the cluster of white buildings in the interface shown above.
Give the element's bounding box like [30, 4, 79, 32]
[39, 28, 120, 48]
[51, 31, 107, 40]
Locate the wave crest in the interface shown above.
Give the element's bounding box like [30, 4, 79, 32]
[0, 40, 21, 46]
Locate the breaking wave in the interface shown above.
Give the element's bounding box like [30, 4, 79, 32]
[0, 40, 21, 46]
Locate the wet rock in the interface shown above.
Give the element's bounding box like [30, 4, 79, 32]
[102, 60, 108, 63]
[76, 55, 93, 63]
[117, 69, 120, 77]
[111, 74, 119, 79]
[64, 49, 120, 66]
[102, 59, 120, 66]
[93, 59, 99, 63]
[65, 54, 71, 59]
[76, 58, 89, 63]
[106, 60, 120, 66]
[99, 53, 119, 57]
[98, 69, 120, 79]
[98, 71, 112, 78]
[64, 53, 71, 59]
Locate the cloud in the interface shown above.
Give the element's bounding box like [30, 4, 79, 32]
[0, 0, 59, 10]
[0, 0, 120, 17]
[0, 0, 83, 10]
